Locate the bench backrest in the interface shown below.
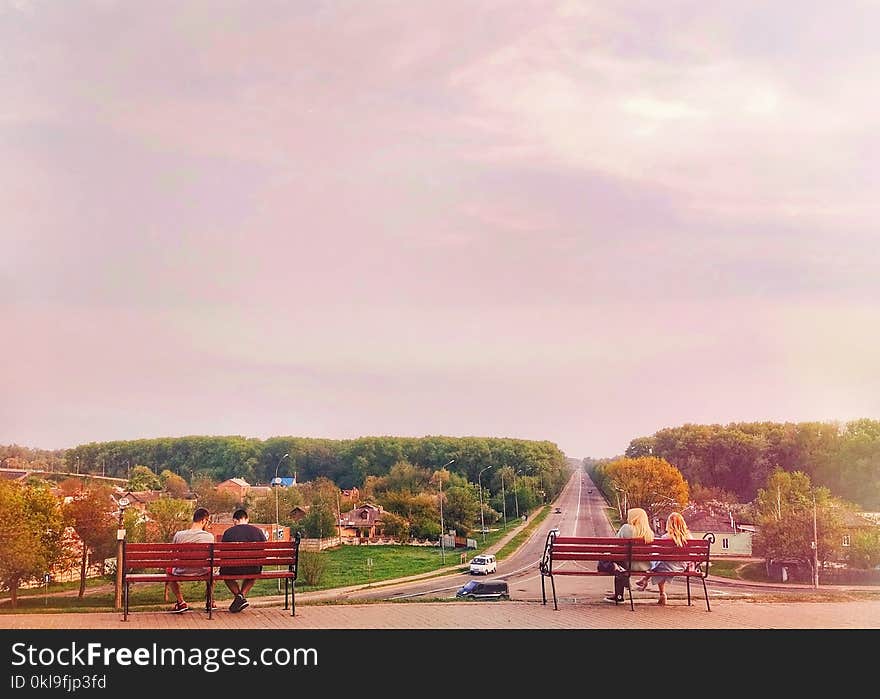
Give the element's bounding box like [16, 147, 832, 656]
[123, 542, 213, 571]
[123, 534, 301, 575]
[542, 534, 712, 574]
[213, 540, 299, 570]
[630, 539, 710, 565]
[549, 537, 630, 562]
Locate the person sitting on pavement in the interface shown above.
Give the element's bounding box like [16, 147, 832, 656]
[219, 508, 268, 613]
[167, 507, 215, 614]
[635, 511, 692, 605]
[605, 507, 654, 603]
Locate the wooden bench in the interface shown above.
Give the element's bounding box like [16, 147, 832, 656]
[539, 532, 714, 611]
[122, 534, 301, 621]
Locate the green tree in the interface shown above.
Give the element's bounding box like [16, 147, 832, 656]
[159, 470, 189, 498]
[300, 502, 336, 539]
[751, 470, 843, 580]
[443, 483, 480, 536]
[146, 498, 194, 542]
[128, 465, 161, 491]
[65, 485, 117, 597]
[192, 477, 239, 515]
[844, 530, 880, 570]
[0, 481, 67, 608]
[604, 456, 689, 521]
[122, 508, 146, 544]
[379, 511, 410, 540]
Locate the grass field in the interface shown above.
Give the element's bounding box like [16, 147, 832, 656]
[0, 515, 530, 613]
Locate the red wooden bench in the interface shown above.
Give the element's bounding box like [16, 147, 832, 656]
[122, 533, 301, 620]
[539, 532, 714, 611]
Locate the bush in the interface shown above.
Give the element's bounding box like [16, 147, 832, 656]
[298, 551, 327, 587]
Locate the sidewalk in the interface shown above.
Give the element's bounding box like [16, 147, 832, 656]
[2, 596, 878, 629]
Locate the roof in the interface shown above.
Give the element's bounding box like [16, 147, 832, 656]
[341, 503, 384, 525]
[0, 469, 29, 481]
[219, 478, 251, 488]
[839, 510, 876, 528]
[686, 512, 738, 534]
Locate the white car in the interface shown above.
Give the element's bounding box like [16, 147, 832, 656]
[469, 554, 497, 575]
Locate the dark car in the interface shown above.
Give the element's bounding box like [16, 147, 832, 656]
[455, 579, 510, 601]
[554, 507, 562, 514]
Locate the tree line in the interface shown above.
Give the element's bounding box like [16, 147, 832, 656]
[57, 435, 568, 497]
[622, 419, 880, 509]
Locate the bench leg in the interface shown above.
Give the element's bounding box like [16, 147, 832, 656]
[541, 574, 546, 605]
[291, 580, 296, 617]
[627, 577, 634, 611]
[284, 578, 289, 610]
[687, 577, 692, 606]
[123, 582, 129, 622]
[207, 582, 213, 620]
[702, 578, 711, 612]
[550, 574, 558, 611]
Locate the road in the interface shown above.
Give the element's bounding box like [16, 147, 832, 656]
[331, 468, 622, 602]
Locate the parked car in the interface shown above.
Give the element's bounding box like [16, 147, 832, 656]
[469, 554, 497, 575]
[455, 579, 509, 600]
[554, 507, 562, 514]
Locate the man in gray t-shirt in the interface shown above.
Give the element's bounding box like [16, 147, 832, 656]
[167, 507, 214, 613]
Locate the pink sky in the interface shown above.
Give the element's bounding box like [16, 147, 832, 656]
[2, 2, 879, 458]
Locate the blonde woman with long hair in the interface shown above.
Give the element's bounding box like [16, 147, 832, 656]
[635, 511, 692, 605]
[605, 507, 655, 603]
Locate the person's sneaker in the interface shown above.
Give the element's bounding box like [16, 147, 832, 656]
[205, 602, 218, 612]
[603, 595, 623, 603]
[169, 602, 189, 613]
[229, 594, 248, 613]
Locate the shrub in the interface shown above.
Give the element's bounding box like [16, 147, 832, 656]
[298, 551, 327, 586]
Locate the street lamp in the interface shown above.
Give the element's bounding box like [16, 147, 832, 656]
[477, 465, 493, 542]
[273, 453, 290, 541]
[114, 497, 130, 610]
[437, 459, 454, 565]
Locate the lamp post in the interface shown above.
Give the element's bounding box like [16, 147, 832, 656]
[273, 453, 290, 541]
[438, 459, 454, 565]
[114, 497, 130, 610]
[477, 465, 492, 542]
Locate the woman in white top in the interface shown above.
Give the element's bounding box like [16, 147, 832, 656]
[606, 507, 654, 603]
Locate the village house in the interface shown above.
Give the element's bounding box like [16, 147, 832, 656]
[684, 506, 754, 556]
[839, 510, 879, 552]
[339, 503, 386, 540]
[216, 477, 251, 500]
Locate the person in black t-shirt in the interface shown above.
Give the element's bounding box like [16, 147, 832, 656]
[219, 508, 268, 612]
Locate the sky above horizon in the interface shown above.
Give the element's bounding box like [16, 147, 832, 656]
[3, 1, 880, 460]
